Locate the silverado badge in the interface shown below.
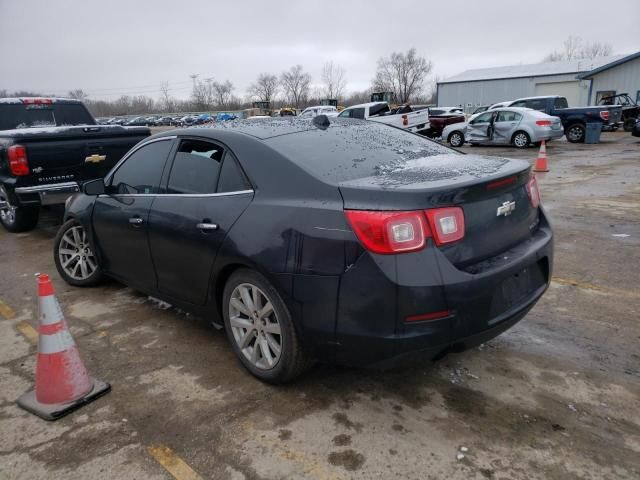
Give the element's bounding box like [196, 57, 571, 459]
[496, 200, 516, 217]
[85, 154, 107, 163]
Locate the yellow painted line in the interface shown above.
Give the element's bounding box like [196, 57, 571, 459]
[16, 321, 38, 344]
[0, 299, 15, 320]
[148, 445, 203, 480]
[552, 277, 640, 300]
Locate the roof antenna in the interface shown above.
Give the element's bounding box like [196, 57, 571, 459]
[312, 114, 330, 130]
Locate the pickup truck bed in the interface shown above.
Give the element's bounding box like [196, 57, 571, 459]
[0, 98, 150, 232]
[424, 113, 466, 138]
[338, 102, 430, 134]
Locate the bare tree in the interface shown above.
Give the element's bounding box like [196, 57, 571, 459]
[159, 81, 174, 112]
[542, 36, 613, 62]
[212, 80, 234, 107]
[280, 65, 312, 107]
[67, 89, 87, 100]
[373, 48, 433, 104]
[248, 73, 279, 103]
[191, 81, 210, 110]
[321, 61, 346, 101]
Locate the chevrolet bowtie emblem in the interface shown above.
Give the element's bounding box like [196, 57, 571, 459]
[85, 154, 107, 163]
[496, 200, 516, 217]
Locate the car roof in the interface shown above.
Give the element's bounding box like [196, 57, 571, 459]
[0, 97, 84, 104]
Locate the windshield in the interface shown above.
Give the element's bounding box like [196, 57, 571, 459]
[0, 103, 95, 130]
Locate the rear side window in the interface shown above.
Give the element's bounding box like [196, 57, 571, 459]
[554, 97, 569, 109]
[0, 103, 95, 130]
[110, 139, 173, 194]
[369, 104, 390, 116]
[351, 108, 366, 119]
[497, 111, 522, 122]
[217, 154, 251, 193]
[167, 139, 224, 194]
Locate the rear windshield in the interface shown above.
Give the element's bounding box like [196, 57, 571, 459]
[266, 119, 455, 183]
[0, 103, 95, 130]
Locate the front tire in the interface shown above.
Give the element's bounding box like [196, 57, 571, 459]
[566, 123, 585, 143]
[54, 219, 104, 286]
[0, 186, 39, 233]
[223, 269, 309, 383]
[512, 131, 531, 148]
[448, 131, 465, 147]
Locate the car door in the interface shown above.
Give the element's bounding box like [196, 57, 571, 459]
[492, 110, 522, 144]
[466, 111, 493, 143]
[147, 137, 254, 305]
[92, 137, 174, 291]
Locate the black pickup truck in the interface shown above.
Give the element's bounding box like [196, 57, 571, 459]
[0, 98, 150, 232]
[508, 96, 623, 143]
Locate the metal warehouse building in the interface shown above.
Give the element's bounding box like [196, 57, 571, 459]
[436, 54, 635, 111]
[577, 51, 640, 105]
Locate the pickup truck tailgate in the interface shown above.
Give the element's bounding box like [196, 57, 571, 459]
[4, 125, 149, 184]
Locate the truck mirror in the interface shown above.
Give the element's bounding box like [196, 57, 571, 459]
[83, 179, 105, 196]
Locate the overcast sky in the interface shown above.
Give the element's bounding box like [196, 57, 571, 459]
[1, 0, 638, 100]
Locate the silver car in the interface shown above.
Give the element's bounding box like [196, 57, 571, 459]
[443, 107, 564, 148]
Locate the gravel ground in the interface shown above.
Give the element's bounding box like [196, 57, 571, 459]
[0, 131, 638, 480]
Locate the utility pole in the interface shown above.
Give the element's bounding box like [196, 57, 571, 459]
[189, 74, 199, 90]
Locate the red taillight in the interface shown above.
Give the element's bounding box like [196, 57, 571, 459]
[345, 207, 465, 254]
[424, 207, 465, 246]
[526, 176, 541, 209]
[8, 145, 29, 176]
[487, 176, 516, 190]
[20, 98, 53, 105]
[402, 114, 408, 126]
[599, 111, 609, 121]
[345, 210, 428, 254]
[535, 120, 552, 126]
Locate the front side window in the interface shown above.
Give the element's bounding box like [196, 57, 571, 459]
[526, 99, 546, 111]
[167, 139, 225, 194]
[510, 100, 527, 108]
[471, 112, 493, 124]
[554, 97, 569, 109]
[110, 139, 173, 194]
[338, 109, 352, 118]
[351, 108, 366, 119]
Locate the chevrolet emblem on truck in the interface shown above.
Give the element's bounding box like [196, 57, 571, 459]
[497, 200, 516, 217]
[85, 154, 107, 163]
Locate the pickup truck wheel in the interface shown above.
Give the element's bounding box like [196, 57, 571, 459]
[223, 268, 310, 383]
[54, 219, 104, 286]
[623, 119, 635, 132]
[512, 131, 531, 148]
[0, 187, 39, 233]
[566, 123, 585, 143]
[448, 131, 465, 147]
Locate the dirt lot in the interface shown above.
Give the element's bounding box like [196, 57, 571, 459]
[1, 132, 639, 480]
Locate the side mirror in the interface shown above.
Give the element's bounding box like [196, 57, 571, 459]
[83, 179, 106, 196]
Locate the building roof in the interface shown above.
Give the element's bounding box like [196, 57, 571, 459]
[577, 51, 640, 79]
[439, 55, 626, 84]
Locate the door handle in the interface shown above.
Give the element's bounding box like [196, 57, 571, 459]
[129, 217, 143, 225]
[196, 222, 218, 231]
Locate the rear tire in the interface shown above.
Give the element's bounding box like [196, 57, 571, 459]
[448, 131, 465, 147]
[223, 268, 309, 383]
[623, 119, 635, 132]
[566, 123, 585, 143]
[54, 219, 104, 286]
[511, 131, 531, 148]
[0, 186, 39, 233]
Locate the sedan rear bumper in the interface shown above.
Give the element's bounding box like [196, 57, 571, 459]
[331, 210, 553, 368]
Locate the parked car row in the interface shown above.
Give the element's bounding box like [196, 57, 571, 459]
[441, 95, 624, 147]
[96, 112, 237, 128]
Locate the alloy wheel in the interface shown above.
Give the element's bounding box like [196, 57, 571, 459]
[0, 188, 16, 225]
[450, 132, 463, 147]
[58, 225, 98, 281]
[229, 283, 282, 370]
[568, 126, 584, 142]
[514, 133, 528, 147]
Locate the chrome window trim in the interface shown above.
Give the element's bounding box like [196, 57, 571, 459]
[15, 182, 79, 194]
[97, 189, 254, 199]
[104, 136, 177, 184]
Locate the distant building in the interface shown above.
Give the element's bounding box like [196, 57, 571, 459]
[436, 55, 632, 110]
[577, 52, 640, 105]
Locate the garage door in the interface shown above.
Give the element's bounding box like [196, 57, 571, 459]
[535, 82, 581, 107]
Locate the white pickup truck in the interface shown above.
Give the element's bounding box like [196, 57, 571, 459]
[337, 102, 430, 133]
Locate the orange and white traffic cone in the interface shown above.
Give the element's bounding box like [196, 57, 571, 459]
[17, 274, 110, 420]
[533, 140, 549, 172]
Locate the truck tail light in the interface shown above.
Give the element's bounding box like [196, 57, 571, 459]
[526, 176, 541, 209]
[535, 120, 552, 126]
[402, 114, 408, 126]
[345, 207, 465, 254]
[20, 98, 54, 105]
[8, 145, 30, 176]
[599, 111, 609, 121]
